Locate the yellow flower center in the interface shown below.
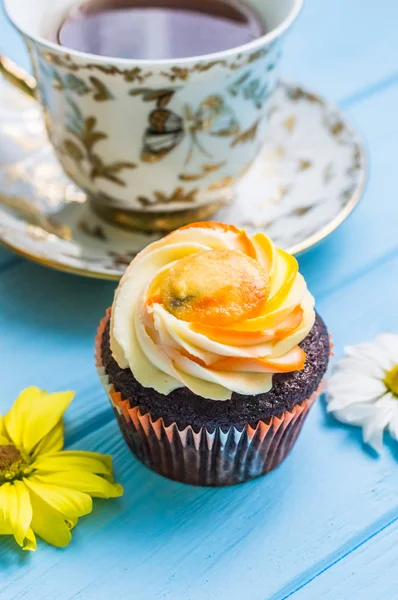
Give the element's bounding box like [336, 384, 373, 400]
[385, 364, 398, 397]
[0, 444, 31, 482]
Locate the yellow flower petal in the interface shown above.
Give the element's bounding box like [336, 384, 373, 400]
[24, 476, 93, 519]
[0, 481, 33, 550]
[31, 421, 64, 458]
[0, 513, 12, 535]
[3, 387, 41, 448]
[66, 516, 78, 530]
[22, 527, 37, 552]
[0, 388, 123, 550]
[0, 512, 36, 550]
[33, 451, 113, 478]
[0, 415, 11, 444]
[31, 471, 124, 498]
[28, 488, 72, 548]
[3, 387, 74, 454]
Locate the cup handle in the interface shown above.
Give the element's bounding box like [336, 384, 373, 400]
[0, 54, 36, 99]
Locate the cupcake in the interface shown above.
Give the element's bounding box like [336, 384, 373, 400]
[95, 222, 330, 486]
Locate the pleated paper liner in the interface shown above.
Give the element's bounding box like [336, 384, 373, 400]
[96, 309, 325, 486]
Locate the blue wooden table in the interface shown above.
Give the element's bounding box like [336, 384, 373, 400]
[1, 1, 398, 598]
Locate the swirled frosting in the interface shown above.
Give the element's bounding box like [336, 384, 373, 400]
[110, 222, 315, 400]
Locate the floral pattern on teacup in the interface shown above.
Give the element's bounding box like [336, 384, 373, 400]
[29, 39, 281, 211]
[60, 98, 136, 187]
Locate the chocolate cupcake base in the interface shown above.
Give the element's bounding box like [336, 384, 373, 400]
[96, 309, 326, 486]
[111, 381, 321, 486]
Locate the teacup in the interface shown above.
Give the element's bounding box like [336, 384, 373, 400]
[2, 0, 302, 231]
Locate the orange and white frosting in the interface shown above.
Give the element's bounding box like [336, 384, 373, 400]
[110, 222, 315, 400]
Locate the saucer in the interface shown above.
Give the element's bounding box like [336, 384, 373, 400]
[0, 76, 366, 280]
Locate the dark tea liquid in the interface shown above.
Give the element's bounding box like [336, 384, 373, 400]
[57, 0, 266, 60]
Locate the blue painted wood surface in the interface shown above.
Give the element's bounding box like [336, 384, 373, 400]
[0, 1, 398, 598]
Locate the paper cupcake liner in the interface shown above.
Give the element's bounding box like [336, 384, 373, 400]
[96, 310, 325, 486]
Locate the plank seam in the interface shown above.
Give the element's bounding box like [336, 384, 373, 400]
[66, 408, 113, 447]
[64, 416, 398, 600]
[340, 70, 398, 108]
[273, 508, 398, 600]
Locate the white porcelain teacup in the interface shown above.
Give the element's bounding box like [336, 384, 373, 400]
[2, 0, 302, 231]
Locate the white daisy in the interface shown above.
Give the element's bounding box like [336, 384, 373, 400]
[326, 333, 398, 453]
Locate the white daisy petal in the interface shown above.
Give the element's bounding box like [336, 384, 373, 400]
[361, 397, 395, 453]
[332, 402, 376, 426]
[327, 394, 377, 413]
[362, 421, 384, 454]
[387, 401, 398, 440]
[376, 333, 398, 366]
[345, 342, 392, 371]
[327, 375, 386, 402]
[327, 334, 398, 453]
[344, 342, 377, 359]
[336, 356, 385, 380]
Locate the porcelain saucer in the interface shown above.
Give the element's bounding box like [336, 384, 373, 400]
[0, 77, 366, 279]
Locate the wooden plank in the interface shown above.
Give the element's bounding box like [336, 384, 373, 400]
[283, 0, 398, 103]
[299, 82, 398, 299]
[288, 519, 398, 600]
[0, 1, 398, 597]
[0, 247, 19, 268]
[0, 263, 115, 429]
[0, 254, 396, 600]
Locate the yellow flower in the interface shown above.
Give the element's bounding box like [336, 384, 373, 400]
[0, 387, 123, 551]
